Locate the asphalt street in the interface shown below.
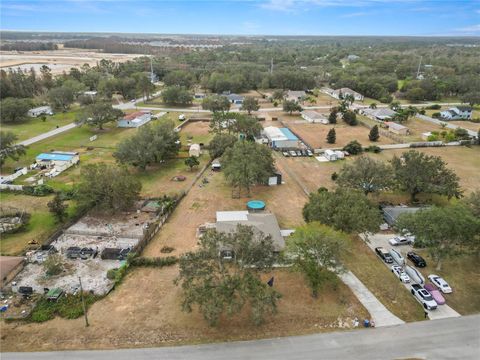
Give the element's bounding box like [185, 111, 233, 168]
[3, 315, 479, 360]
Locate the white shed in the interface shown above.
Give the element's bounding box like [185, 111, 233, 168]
[324, 149, 338, 161]
[189, 144, 201, 157]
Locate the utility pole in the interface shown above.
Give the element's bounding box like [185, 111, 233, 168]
[78, 277, 89, 327]
[270, 58, 274, 74]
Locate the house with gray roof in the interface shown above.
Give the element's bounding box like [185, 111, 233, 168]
[214, 211, 288, 255]
[361, 108, 397, 121]
[440, 106, 472, 120]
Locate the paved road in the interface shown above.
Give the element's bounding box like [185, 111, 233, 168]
[363, 234, 461, 321]
[4, 315, 479, 360]
[416, 114, 478, 138]
[18, 122, 78, 146]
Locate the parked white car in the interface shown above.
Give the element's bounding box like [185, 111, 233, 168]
[411, 284, 437, 310]
[388, 236, 413, 246]
[391, 265, 410, 283]
[389, 248, 405, 266]
[428, 275, 452, 294]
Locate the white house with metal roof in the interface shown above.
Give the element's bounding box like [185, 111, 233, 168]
[301, 110, 329, 124]
[440, 106, 473, 120]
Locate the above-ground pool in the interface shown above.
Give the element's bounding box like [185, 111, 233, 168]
[247, 200, 266, 211]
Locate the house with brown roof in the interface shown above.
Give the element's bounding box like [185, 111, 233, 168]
[117, 111, 152, 128]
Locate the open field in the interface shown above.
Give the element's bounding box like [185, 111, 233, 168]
[0, 265, 368, 352]
[370, 146, 480, 193]
[285, 121, 396, 149]
[0, 193, 76, 256]
[0, 48, 141, 74]
[1, 109, 81, 141]
[449, 120, 480, 132]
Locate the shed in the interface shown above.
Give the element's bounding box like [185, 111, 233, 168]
[385, 122, 409, 135]
[225, 93, 244, 105]
[189, 144, 201, 157]
[268, 172, 282, 186]
[46, 288, 64, 302]
[36, 151, 79, 174]
[324, 149, 338, 161]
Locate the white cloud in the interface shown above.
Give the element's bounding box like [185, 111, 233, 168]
[260, 0, 420, 12]
[341, 11, 368, 18]
[455, 24, 480, 33]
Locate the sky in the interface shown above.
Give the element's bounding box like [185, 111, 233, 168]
[1, 0, 480, 36]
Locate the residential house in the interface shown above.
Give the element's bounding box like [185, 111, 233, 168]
[263, 127, 300, 149]
[285, 90, 306, 103]
[328, 88, 364, 101]
[225, 93, 244, 105]
[117, 111, 152, 128]
[361, 108, 397, 121]
[35, 151, 79, 177]
[385, 121, 409, 135]
[301, 110, 329, 124]
[440, 106, 473, 120]
[27, 106, 53, 117]
[194, 93, 206, 99]
[214, 211, 288, 255]
[382, 206, 424, 227]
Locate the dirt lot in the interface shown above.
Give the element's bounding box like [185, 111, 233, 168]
[449, 121, 480, 132]
[0, 266, 368, 352]
[0, 48, 141, 74]
[286, 121, 396, 149]
[402, 118, 444, 142]
[143, 162, 306, 257]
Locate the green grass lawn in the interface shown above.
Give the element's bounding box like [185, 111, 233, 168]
[409, 251, 480, 315]
[0, 193, 78, 256]
[342, 236, 425, 322]
[1, 108, 82, 141]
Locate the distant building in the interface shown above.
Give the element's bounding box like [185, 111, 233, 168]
[224, 93, 244, 105]
[117, 111, 152, 128]
[440, 106, 472, 120]
[361, 108, 397, 121]
[347, 54, 360, 61]
[301, 110, 328, 124]
[28, 106, 53, 117]
[328, 88, 364, 101]
[83, 91, 97, 97]
[385, 121, 409, 135]
[194, 93, 206, 99]
[285, 90, 306, 102]
[263, 127, 300, 149]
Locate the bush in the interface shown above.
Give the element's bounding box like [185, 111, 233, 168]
[426, 104, 441, 110]
[432, 112, 441, 119]
[30, 293, 101, 323]
[23, 184, 54, 196]
[342, 140, 363, 155]
[43, 254, 64, 276]
[331, 172, 338, 181]
[364, 145, 382, 153]
[129, 256, 178, 267]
